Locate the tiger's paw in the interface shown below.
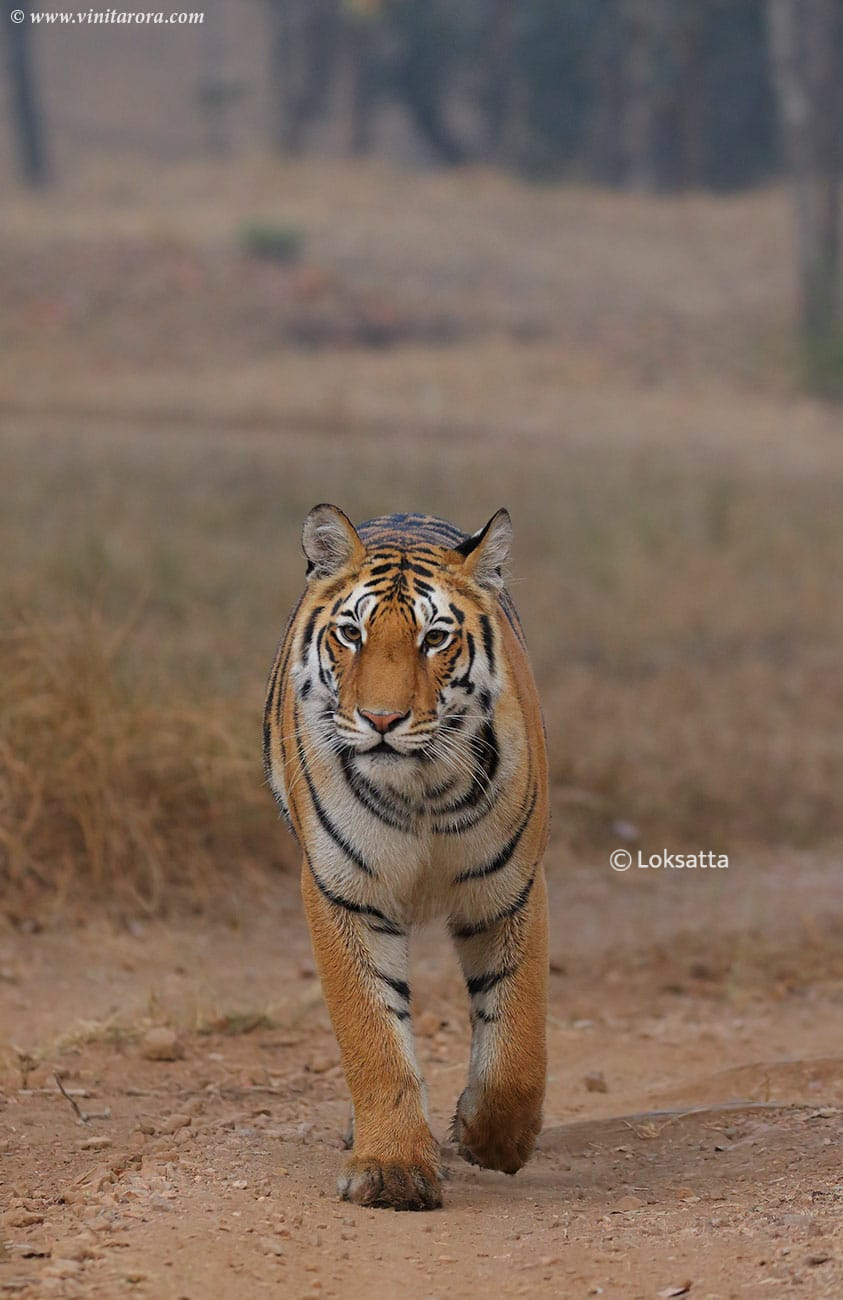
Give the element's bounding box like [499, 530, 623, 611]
[451, 1086, 541, 1176]
[338, 1158, 442, 1211]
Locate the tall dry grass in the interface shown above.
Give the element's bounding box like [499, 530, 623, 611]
[2, 413, 841, 912]
[0, 606, 287, 916]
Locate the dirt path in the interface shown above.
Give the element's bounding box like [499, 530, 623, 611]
[2, 858, 843, 1299]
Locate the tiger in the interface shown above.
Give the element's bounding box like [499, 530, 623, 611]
[263, 505, 549, 1211]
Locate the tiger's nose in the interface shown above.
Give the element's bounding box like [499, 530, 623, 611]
[359, 709, 409, 734]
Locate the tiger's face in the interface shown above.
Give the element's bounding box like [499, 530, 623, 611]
[296, 505, 512, 767]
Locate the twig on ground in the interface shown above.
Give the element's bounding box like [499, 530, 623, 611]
[54, 1072, 112, 1124]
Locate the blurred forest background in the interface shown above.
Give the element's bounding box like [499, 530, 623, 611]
[2, 0, 843, 915]
[7, 0, 843, 360]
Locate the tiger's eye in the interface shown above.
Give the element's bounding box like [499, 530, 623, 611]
[424, 629, 448, 649]
[338, 624, 361, 643]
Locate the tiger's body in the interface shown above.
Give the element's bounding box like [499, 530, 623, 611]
[263, 506, 549, 1211]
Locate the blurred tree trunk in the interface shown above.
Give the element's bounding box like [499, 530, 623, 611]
[343, 1, 381, 155]
[393, 0, 468, 165]
[674, 6, 706, 189]
[5, 19, 49, 186]
[266, 0, 340, 154]
[483, 0, 517, 161]
[199, 0, 229, 156]
[619, 0, 661, 189]
[767, 0, 843, 340]
[266, 0, 305, 153]
[589, 1, 625, 185]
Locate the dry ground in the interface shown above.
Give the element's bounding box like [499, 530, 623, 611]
[2, 856, 843, 1299]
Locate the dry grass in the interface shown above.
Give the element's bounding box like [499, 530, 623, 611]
[0, 603, 286, 915]
[1, 158, 841, 912]
[2, 410, 841, 912]
[0, 154, 797, 392]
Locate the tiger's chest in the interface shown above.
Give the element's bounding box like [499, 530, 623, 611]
[293, 737, 527, 927]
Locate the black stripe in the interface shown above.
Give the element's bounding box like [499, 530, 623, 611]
[355, 581, 390, 599]
[359, 516, 466, 548]
[500, 592, 528, 648]
[434, 794, 497, 833]
[376, 972, 411, 1001]
[390, 1008, 411, 1021]
[471, 1009, 500, 1024]
[466, 968, 512, 997]
[301, 605, 324, 655]
[264, 663, 281, 737]
[450, 870, 537, 939]
[295, 717, 376, 877]
[305, 853, 402, 933]
[479, 614, 495, 674]
[339, 749, 415, 832]
[426, 774, 458, 800]
[272, 641, 291, 729]
[452, 629, 476, 693]
[263, 588, 306, 785]
[264, 589, 305, 733]
[261, 714, 272, 779]
[315, 625, 335, 691]
[454, 786, 538, 882]
[432, 721, 500, 828]
[474, 719, 500, 782]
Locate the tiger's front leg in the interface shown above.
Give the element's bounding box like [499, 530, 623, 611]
[449, 870, 548, 1174]
[301, 865, 441, 1211]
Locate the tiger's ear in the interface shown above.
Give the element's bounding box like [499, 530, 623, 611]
[302, 504, 365, 579]
[456, 508, 512, 591]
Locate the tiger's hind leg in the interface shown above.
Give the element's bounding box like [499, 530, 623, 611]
[449, 870, 548, 1174]
[301, 866, 442, 1211]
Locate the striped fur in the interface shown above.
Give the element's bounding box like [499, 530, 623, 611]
[264, 506, 549, 1210]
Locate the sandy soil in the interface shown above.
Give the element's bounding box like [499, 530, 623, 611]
[2, 855, 843, 1299]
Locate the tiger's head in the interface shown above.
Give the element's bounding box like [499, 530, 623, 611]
[295, 504, 512, 767]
